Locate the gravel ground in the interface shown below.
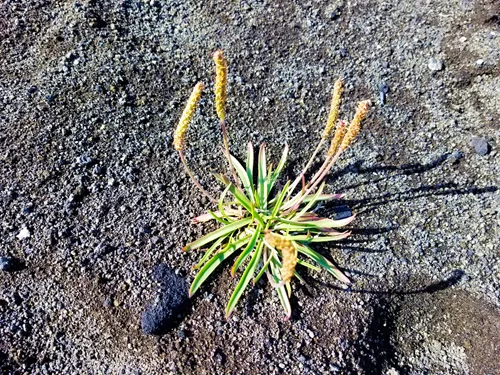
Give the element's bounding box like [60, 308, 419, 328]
[1, 0, 499, 374]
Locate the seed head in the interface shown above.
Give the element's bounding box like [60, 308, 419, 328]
[322, 77, 343, 139]
[173, 82, 203, 151]
[265, 232, 297, 284]
[213, 50, 227, 121]
[340, 100, 370, 151]
[327, 120, 348, 157]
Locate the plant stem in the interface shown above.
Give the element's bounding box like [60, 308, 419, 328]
[302, 151, 342, 197]
[301, 139, 325, 179]
[220, 120, 241, 188]
[288, 139, 324, 196]
[179, 150, 217, 203]
[305, 154, 332, 189]
[282, 150, 342, 211]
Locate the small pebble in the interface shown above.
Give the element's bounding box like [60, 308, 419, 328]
[17, 228, 30, 240]
[428, 58, 444, 72]
[76, 155, 94, 165]
[470, 137, 490, 156]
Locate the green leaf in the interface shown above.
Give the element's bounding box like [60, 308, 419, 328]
[253, 251, 273, 285]
[294, 242, 350, 284]
[231, 226, 261, 276]
[192, 234, 229, 270]
[208, 210, 230, 225]
[275, 215, 355, 230]
[217, 185, 232, 222]
[257, 144, 268, 209]
[296, 258, 320, 272]
[225, 241, 264, 318]
[183, 218, 253, 251]
[246, 142, 254, 184]
[230, 154, 254, 203]
[269, 143, 289, 194]
[293, 270, 306, 284]
[286, 231, 351, 242]
[269, 258, 291, 319]
[274, 217, 322, 229]
[214, 174, 265, 227]
[269, 181, 291, 221]
[189, 236, 251, 297]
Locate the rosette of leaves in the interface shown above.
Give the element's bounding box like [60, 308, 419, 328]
[173, 50, 371, 319]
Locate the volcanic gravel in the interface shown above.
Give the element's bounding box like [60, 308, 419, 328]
[1, 0, 499, 374]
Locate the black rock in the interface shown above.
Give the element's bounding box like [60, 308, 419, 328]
[92, 165, 103, 175]
[449, 150, 464, 164]
[470, 137, 490, 156]
[333, 205, 352, 220]
[0, 257, 25, 272]
[141, 264, 190, 335]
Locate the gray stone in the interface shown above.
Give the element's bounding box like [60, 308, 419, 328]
[428, 58, 444, 71]
[470, 137, 490, 156]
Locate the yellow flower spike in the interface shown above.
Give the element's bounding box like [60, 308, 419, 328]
[340, 100, 371, 151]
[173, 82, 203, 151]
[264, 232, 297, 284]
[213, 50, 227, 121]
[322, 77, 344, 139]
[327, 120, 348, 157]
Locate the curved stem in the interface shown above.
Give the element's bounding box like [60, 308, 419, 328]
[220, 120, 241, 188]
[301, 139, 325, 178]
[305, 154, 332, 189]
[179, 150, 217, 203]
[287, 139, 325, 199]
[282, 150, 342, 211]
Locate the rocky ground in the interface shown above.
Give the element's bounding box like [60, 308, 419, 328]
[1, 0, 499, 374]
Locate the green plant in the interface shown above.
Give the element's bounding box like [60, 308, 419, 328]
[173, 50, 370, 319]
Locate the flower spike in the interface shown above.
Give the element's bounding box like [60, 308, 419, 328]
[174, 82, 203, 150]
[322, 77, 343, 139]
[213, 50, 228, 122]
[340, 100, 371, 151]
[327, 120, 348, 157]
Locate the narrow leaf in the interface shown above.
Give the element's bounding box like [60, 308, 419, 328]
[269, 143, 289, 193]
[294, 242, 350, 284]
[192, 234, 229, 270]
[269, 259, 291, 319]
[269, 181, 291, 220]
[225, 241, 263, 318]
[287, 231, 351, 242]
[230, 154, 254, 202]
[208, 209, 230, 225]
[296, 258, 321, 271]
[294, 182, 325, 220]
[246, 142, 254, 187]
[217, 185, 232, 222]
[183, 218, 252, 251]
[214, 174, 265, 227]
[302, 193, 344, 203]
[275, 215, 355, 230]
[231, 226, 261, 275]
[253, 252, 273, 285]
[257, 144, 268, 209]
[189, 236, 251, 297]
